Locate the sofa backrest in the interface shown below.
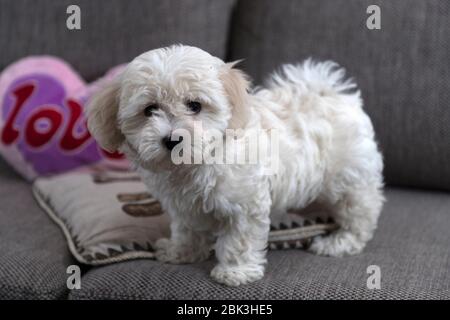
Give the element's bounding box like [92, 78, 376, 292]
[0, 0, 235, 81]
[229, 0, 450, 191]
[2, 0, 449, 192]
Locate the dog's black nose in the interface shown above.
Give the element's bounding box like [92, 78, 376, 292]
[162, 135, 183, 151]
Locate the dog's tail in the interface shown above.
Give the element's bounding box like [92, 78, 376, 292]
[267, 59, 359, 97]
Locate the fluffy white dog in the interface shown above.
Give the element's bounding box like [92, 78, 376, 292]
[87, 45, 384, 286]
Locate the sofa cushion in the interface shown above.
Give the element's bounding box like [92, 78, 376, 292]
[0, 0, 235, 81]
[0, 158, 76, 299]
[69, 188, 450, 299]
[229, 0, 450, 191]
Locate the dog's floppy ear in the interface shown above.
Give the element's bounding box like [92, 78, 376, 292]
[87, 79, 124, 152]
[219, 62, 252, 130]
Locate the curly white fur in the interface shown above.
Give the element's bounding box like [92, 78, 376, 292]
[87, 45, 384, 286]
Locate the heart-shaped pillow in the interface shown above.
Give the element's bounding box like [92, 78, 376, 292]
[0, 56, 129, 181]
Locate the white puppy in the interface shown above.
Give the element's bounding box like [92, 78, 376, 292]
[87, 45, 384, 286]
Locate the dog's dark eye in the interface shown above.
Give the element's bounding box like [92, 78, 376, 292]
[144, 104, 158, 117]
[186, 101, 202, 114]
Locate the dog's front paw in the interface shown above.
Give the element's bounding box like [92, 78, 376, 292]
[210, 264, 265, 286]
[155, 238, 209, 264]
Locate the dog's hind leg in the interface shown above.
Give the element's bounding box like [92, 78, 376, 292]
[308, 184, 384, 257]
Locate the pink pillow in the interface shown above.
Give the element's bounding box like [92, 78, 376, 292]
[0, 56, 129, 181]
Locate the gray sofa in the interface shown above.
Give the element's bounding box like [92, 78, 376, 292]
[0, 0, 448, 299]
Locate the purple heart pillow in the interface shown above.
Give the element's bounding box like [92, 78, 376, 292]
[0, 56, 129, 181]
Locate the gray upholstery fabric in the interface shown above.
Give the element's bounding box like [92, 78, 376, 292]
[229, 0, 450, 191]
[0, 158, 76, 299]
[69, 188, 450, 300]
[0, 0, 235, 81]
